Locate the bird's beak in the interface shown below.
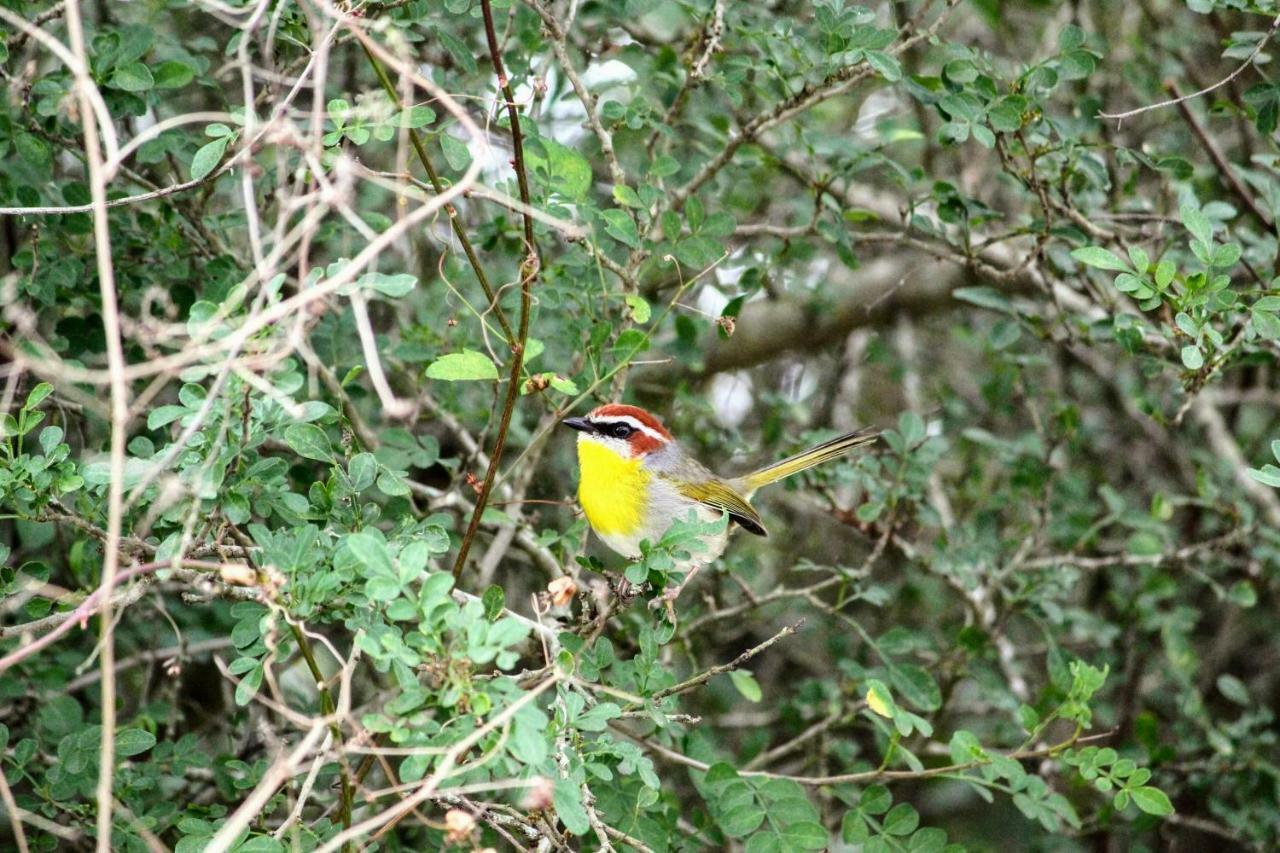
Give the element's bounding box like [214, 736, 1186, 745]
[562, 416, 592, 433]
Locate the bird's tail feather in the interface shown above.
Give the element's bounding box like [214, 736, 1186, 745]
[739, 428, 879, 493]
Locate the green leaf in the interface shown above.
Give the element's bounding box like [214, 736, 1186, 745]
[883, 802, 920, 835]
[865, 679, 895, 718]
[15, 133, 51, 170]
[397, 105, 436, 128]
[729, 669, 763, 702]
[575, 702, 622, 731]
[1130, 786, 1174, 816]
[147, 405, 188, 430]
[1246, 465, 1280, 487]
[439, 133, 472, 171]
[153, 61, 195, 89]
[953, 286, 1014, 314]
[1216, 674, 1250, 705]
[111, 62, 154, 92]
[1251, 309, 1280, 339]
[360, 272, 417, 297]
[1180, 345, 1204, 370]
[1227, 580, 1257, 607]
[1210, 242, 1242, 268]
[553, 778, 591, 835]
[539, 138, 592, 200]
[866, 50, 902, 81]
[482, 584, 505, 620]
[426, 350, 499, 381]
[115, 728, 157, 756]
[613, 184, 643, 207]
[1070, 246, 1130, 272]
[283, 423, 333, 463]
[234, 664, 263, 706]
[191, 135, 231, 181]
[25, 383, 54, 410]
[860, 785, 892, 815]
[348, 452, 377, 491]
[1180, 202, 1213, 249]
[601, 209, 641, 248]
[347, 531, 395, 578]
[625, 294, 652, 323]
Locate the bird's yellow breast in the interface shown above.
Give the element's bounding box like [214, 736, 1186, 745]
[576, 439, 650, 536]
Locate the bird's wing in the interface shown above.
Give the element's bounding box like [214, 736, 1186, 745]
[672, 479, 767, 536]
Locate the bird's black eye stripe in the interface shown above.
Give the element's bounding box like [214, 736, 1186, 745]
[605, 422, 633, 439]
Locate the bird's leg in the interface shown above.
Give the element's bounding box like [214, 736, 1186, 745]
[654, 562, 702, 621]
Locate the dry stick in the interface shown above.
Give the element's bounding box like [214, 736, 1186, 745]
[62, 637, 234, 692]
[0, 761, 29, 853]
[359, 42, 515, 344]
[1099, 12, 1280, 121]
[3, 0, 65, 51]
[1168, 81, 1275, 231]
[57, 1, 129, 846]
[452, 0, 540, 580]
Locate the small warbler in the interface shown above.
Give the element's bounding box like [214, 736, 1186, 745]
[564, 403, 877, 602]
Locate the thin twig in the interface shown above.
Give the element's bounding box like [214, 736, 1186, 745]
[625, 727, 1112, 787]
[1099, 13, 1280, 121]
[0, 560, 235, 672]
[651, 620, 803, 701]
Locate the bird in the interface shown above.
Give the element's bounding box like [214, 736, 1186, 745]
[563, 403, 878, 604]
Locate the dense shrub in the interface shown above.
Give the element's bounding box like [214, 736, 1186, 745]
[1, 0, 1278, 849]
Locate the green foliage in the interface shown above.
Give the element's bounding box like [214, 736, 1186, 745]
[3, 0, 1279, 849]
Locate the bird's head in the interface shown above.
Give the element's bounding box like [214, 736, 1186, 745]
[562, 403, 673, 460]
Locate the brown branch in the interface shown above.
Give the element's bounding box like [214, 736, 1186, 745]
[1168, 81, 1275, 230]
[452, 0, 540, 580]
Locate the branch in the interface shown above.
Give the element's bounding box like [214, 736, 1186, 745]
[626, 727, 1112, 787]
[651, 620, 802, 700]
[452, 0, 541, 579]
[0, 560, 234, 671]
[57, 0, 132, 843]
[524, 0, 628, 187]
[358, 40, 515, 343]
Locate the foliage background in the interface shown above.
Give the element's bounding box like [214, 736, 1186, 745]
[1, 0, 1278, 849]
